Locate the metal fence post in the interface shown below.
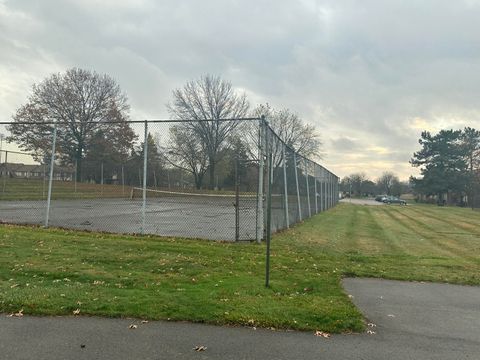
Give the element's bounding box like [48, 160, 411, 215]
[45, 124, 57, 228]
[256, 117, 265, 243]
[101, 162, 104, 196]
[265, 151, 273, 288]
[305, 158, 311, 218]
[293, 152, 302, 221]
[2, 151, 7, 195]
[142, 120, 148, 234]
[282, 144, 289, 228]
[314, 166, 318, 214]
[235, 156, 240, 241]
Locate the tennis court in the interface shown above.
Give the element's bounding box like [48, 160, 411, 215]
[0, 191, 262, 241]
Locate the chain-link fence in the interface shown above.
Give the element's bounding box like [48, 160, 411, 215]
[0, 118, 339, 241]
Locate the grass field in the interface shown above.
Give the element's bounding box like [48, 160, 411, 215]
[1, 203, 479, 333]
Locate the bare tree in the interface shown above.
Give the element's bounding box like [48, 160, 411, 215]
[345, 172, 368, 196]
[7, 68, 136, 181]
[165, 125, 208, 189]
[244, 103, 322, 163]
[167, 74, 249, 189]
[377, 172, 400, 195]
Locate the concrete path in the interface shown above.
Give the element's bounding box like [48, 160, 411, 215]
[1, 278, 478, 359]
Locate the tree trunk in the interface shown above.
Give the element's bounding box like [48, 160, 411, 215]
[194, 172, 203, 189]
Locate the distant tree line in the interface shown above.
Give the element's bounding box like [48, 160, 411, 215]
[339, 171, 409, 197]
[410, 128, 480, 206]
[6, 68, 322, 191]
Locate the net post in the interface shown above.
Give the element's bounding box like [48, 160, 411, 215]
[282, 144, 289, 228]
[256, 116, 265, 243]
[101, 162, 104, 196]
[142, 120, 148, 234]
[294, 152, 302, 221]
[45, 124, 57, 228]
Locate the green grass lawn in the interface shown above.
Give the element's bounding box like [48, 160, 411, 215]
[1, 203, 479, 333]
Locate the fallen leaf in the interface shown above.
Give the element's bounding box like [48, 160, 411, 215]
[314, 330, 330, 338]
[129, 324, 138, 329]
[193, 345, 207, 352]
[366, 330, 376, 335]
[367, 323, 376, 327]
[8, 309, 23, 317]
[73, 309, 80, 315]
[141, 320, 149, 324]
[387, 314, 396, 318]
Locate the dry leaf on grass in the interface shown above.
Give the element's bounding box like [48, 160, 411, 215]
[8, 309, 23, 317]
[193, 345, 207, 352]
[73, 309, 80, 315]
[129, 324, 138, 329]
[314, 330, 330, 338]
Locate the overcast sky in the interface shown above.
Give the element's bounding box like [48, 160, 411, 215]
[1, 0, 480, 180]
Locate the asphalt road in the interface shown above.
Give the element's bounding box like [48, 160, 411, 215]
[1, 278, 478, 359]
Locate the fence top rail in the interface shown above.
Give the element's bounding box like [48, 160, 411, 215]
[0, 117, 262, 126]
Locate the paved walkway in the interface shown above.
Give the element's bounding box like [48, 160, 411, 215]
[1, 278, 478, 359]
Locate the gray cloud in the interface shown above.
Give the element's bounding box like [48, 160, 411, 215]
[1, 0, 480, 180]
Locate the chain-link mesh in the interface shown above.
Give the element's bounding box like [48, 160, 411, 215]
[0, 118, 339, 241]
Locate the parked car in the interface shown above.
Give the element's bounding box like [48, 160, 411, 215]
[375, 195, 387, 202]
[382, 196, 407, 205]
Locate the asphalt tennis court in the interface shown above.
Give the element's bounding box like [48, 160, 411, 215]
[0, 196, 260, 241]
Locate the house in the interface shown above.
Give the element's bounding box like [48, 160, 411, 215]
[0, 163, 74, 181]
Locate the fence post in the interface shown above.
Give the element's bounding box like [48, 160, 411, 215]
[282, 144, 289, 228]
[329, 173, 333, 209]
[235, 156, 240, 241]
[305, 158, 311, 218]
[74, 159, 77, 193]
[121, 165, 125, 197]
[45, 124, 57, 228]
[2, 151, 7, 196]
[293, 152, 302, 221]
[256, 117, 265, 243]
[101, 162, 104, 196]
[142, 120, 148, 234]
[265, 151, 273, 288]
[314, 166, 318, 214]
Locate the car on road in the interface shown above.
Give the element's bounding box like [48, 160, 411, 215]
[375, 195, 388, 202]
[382, 196, 407, 205]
